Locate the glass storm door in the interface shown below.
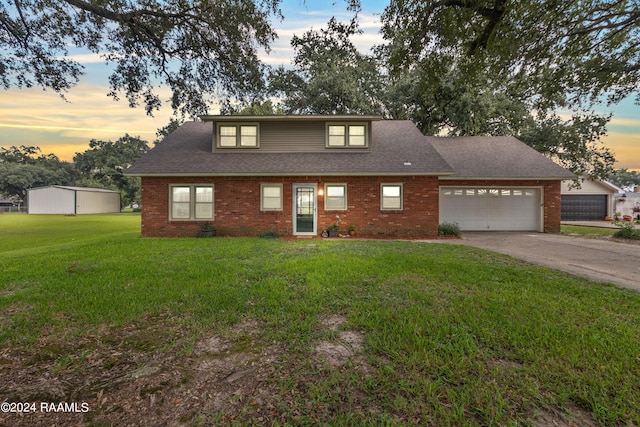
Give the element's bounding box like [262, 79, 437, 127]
[293, 185, 317, 235]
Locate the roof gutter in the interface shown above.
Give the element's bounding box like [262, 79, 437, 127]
[438, 175, 576, 181]
[200, 114, 384, 122]
[125, 171, 455, 178]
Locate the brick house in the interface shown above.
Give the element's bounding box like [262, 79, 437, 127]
[125, 115, 574, 237]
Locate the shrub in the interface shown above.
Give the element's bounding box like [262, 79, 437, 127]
[438, 222, 461, 237]
[613, 223, 640, 240]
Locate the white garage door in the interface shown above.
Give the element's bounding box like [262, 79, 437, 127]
[440, 187, 541, 231]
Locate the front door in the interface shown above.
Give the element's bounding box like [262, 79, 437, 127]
[293, 184, 317, 235]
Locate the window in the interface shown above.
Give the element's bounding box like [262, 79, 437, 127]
[195, 187, 214, 218]
[381, 184, 403, 210]
[326, 123, 368, 147]
[217, 123, 259, 148]
[219, 126, 237, 147]
[261, 184, 283, 211]
[328, 125, 346, 146]
[240, 125, 257, 147]
[170, 185, 214, 220]
[348, 125, 366, 146]
[325, 184, 347, 210]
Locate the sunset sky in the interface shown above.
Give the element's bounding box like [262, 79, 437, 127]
[1, 0, 638, 170]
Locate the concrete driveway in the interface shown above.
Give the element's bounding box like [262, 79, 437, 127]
[442, 233, 640, 291]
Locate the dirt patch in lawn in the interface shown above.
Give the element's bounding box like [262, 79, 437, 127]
[0, 313, 377, 426]
[0, 313, 605, 426]
[535, 404, 597, 427]
[314, 314, 368, 371]
[0, 314, 288, 426]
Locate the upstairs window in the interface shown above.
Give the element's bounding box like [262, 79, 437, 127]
[217, 123, 259, 148]
[326, 123, 368, 148]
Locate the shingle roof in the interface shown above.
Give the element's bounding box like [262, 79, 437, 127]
[429, 136, 576, 180]
[125, 120, 574, 180]
[126, 120, 454, 176]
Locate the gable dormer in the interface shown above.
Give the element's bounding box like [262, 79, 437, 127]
[201, 115, 382, 153]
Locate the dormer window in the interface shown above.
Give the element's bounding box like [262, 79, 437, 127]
[326, 123, 368, 148]
[217, 123, 259, 148]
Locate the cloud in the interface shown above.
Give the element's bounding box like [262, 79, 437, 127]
[65, 52, 105, 64]
[0, 123, 155, 134]
[606, 132, 640, 169]
[1, 84, 174, 161]
[608, 116, 640, 133]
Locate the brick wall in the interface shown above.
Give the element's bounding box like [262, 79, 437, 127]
[140, 176, 440, 237]
[440, 179, 562, 233]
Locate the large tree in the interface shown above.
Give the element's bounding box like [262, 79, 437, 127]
[381, 0, 640, 108]
[608, 168, 640, 190]
[74, 135, 149, 206]
[0, 145, 77, 201]
[0, 0, 282, 117]
[268, 17, 387, 115]
[378, 0, 639, 179]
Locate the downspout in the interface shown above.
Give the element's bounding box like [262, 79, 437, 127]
[74, 189, 77, 215]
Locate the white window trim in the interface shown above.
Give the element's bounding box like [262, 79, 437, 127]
[325, 122, 369, 148]
[324, 183, 348, 210]
[216, 123, 260, 148]
[381, 183, 403, 210]
[260, 183, 283, 211]
[169, 184, 214, 220]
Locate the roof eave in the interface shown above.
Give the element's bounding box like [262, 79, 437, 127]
[200, 115, 384, 122]
[125, 171, 454, 178]
[439, 175, 576, 181]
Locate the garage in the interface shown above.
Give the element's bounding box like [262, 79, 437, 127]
[440, 187, 541, 231]
[561, 194, 608, 221]
[560, 177, 618, 221]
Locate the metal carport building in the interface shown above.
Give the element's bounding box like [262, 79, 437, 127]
[27, 186, 120, 214]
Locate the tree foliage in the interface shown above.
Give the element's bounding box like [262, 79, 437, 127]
[375, 0, 637, 179]
[220, 99, 283, 116]
[154, 118, 183, 145]
[0, 146, 76, 201]
[0, 0, 282, 117]
[268, 17, 387, 115]
[608, 168, 640, 190]
[382, 0, 640, 108]
[74, 135, 149, 206]
[518, 113, 616, 181]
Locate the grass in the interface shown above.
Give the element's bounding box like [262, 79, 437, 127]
[562, 223, 640, 241]
[2, 214, 640, 425]
[560, 224, 618, 237]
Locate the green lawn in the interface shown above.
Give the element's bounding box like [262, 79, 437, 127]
[561, 224, 618, 237]
[1, 214, 639, 425]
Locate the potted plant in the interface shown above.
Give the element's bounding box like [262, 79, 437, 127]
[199, 221, 216, 238]
[348, 225, 357, 237]
[327, 223, 339, 237]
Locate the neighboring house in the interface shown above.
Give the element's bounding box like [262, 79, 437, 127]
[613, 189, 640, 220]
[125, 115, 575, 237]
[28, 186, 121, 215]
[561, 176, 621, 221]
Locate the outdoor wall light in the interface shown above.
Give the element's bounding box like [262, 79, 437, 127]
[318, 187, 324, 196]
